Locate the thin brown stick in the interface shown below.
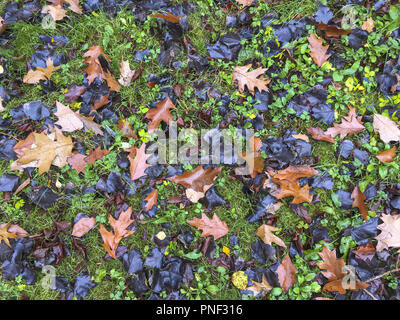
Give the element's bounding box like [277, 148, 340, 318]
[364, 268, 400, 283]
[363, 288, 378, 300]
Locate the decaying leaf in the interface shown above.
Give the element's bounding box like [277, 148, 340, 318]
[84, 146, 110, 166]
[99, 206, 135, 259]
[354, 242, 375, 262]
[16, 129, 73, 175]
[237, 136, 264, 178]
[168, 165, 222, 203]
[276, 254, 297, 293]
[67, 153, 87, 173]
[145, 97, 176, 133]
[72, 217, 96, 238]
[118, 120, 136, 138]
[308, 33, 331, 67]
[373, 114, 400, 143]
[351, 186, 369, 222]
[317, 246, 369, 294]
[325, 107, 365, 139]
[188, 213, 229, 240]
[376, 146, 396, 163]
[54, 101, 103, 135]
[235, 0, 254, 7]
[41, 4, 66, 21]
[376, 214, 400, 252]
[292, 133, 309, 142]
[118, 59, 136, 87]
[233, 64, 270, 95]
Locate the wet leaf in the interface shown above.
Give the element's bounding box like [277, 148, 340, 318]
[308, 33, 331, 67]
[325, 107, 365, 139]
[307, 127, 335, 143]
[144, 189, 158, 212]
[376, 146, 396, 163]
[373, 114, 400, 143]
[351, 186, 369, 222]
[145, 97, 176, 133]
[256, 224, 286, 248]
[233, 65, 270, 95]
[72, 217, 96, 238]
[361, 17, 375, 33]
[127, 143, 151, 181]
[376, 214, 400, 252]
[276, 254, 297, 293]
[188, 213, 229, 240]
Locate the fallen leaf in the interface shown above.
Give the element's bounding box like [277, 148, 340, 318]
[376, 214, 400, 252]
[54, 101, 103, 135]
[149, 12, 182, 23]
[127, 143, 151, 181]
[373, 114, 400, 143]
[376, 146, 396, 163]
[99, 207, 135, 259]
[84, 146, 110, 165]
[41, 4, 66, 21]
[235, 0, 254, 7]
[307, 127, 336, 143]
[144, 189, 158, 212]
[233, 64, 270, 95]
[276, 254, 297, 293]
[354, 242, 375, 262]
[91, 94, 110, 111]
[0, 223, 18, 247]
[145, 97, 176, 133]
[325, 107, 365, 139]
[308, 33, 331, 67]
[188, 213, 229, 240]
[67, 153, 87, 173]
[361, 17, 374, 33]
[351, 186, 369, 222]
[256, 224, 286, 248]
[118, 59, 136, 87]
[118, 120, 136, 138]
[72, 217, 96, 237]
[168, 165, 222, 203]
[292, 133, 310, 142]
[271, 165, 319, 183]
[246, 274, 273, 297]
[317, 23, 353, 38]
[47, 0, 82, 14]
[23, 58, 60, 84]
[317, 246, 369, 294]
[16, 129, 73, 175]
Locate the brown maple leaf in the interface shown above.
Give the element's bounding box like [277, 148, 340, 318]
[54, 101, 103, 135]
[316, 23, 353, 38]
[188, 213, 229, 240]
[71, 217, 96, 237]
[233, 64, 270, 95]
[256, 224, 286, 248]
[317, 246, 369, 294]
[149, 11, 182, 23]
[127, 143, 151, 181]
[145, 97, 176, 133]
[307, 127, 336, 143]
[99, 207, 135, 259]
[376, 146, 397, 163]
[144, 189, 158, 212]
[271, 165, 319, 183]
[16, 129, 73, 175]
[325, 107, 365, 139]
[376, 214, 400, 252]
[276, 254, 297, 293]
[308, 33, 331, 67]
[351, 186, 369, 222]
[168, 165, 222, 203]
[373, 114, 400, 143]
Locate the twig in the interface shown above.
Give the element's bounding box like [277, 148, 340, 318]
[363, 288, 378, 300]
[364, 268, 400, 283]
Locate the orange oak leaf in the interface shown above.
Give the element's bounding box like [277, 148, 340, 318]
[308, 33, 331, 67]
[127, 143, 151, 181]
[351, 186, 369, 222]
[23, 58, 60, 84]
[276, 254, 297, 293]
[99, 207, 135, 259]
[325, 107, 365, 139]
[145, 97, 176, 133]
[71, 217, 96, 237]
[188, 213, 229, 240]
[317, 246, 369, 294]
[271, 165, 319, 183]
[0, 223, 28, 246]
[144, 189, 158, 212]
[246, 274, 273, 297]
[233, 64, 270, 95]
